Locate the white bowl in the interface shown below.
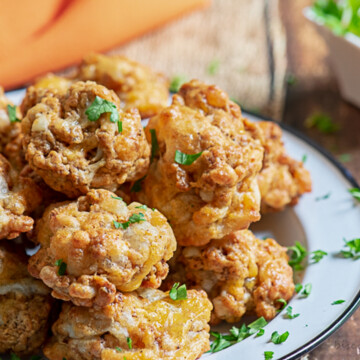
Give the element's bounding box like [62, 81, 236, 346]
[304, 7, 360, 108]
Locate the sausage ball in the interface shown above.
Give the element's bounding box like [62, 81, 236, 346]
[0, 154, 42, 239]
[44, 288, 212, 360]
[76, 53, 169, 118]
[0, 243, 52, 355]
[137, 80, 264, 246]
[28, 189, 177, 307]
[165, 230, 294, 324]
[22, 81, 150, 197]
[256, 121, 312, 212]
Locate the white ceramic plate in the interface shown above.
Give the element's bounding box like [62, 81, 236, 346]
[5, 90, 360, 360]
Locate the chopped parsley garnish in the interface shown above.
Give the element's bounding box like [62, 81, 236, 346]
[111, 195, 123, 201]
[113, 213, 146, 230]
[55, 259, 67, 276]
[349, 188, 360, 201]
[276, 298, 287, 311]
[264, 351, 274, 360]
[130, 176, 146, 193]
[135, 204, 147, 210]
[340, 238, 360, 260]
[169, 75, 187, 93]
[287, 242, 307, 270]
[256, 328, 265, 337]
[7, 105, 21, 123]
[85, 96, 119, 123]
[311, 249, 328, 263]
[304, 112, 340, 134]
[174, 150, 203, 165]
[207, 59, 220, 75]
[150, 129, 159, 162]
[302, 283, 312, 297]
[230, 97, 241, 106]
[285, 306, 300, 319]
[118, 121, 123, 133]
[127, 337, 132, 349]
[209, 317, 267, 353]
[315, 192, 331, 201]
[295, 283, 303, 293]
[271, 330, 289, 344]
[331, 299, 345, 305]
[115, 346, 122, 352]
[169, 283, 187, 301]
[301, 154, 307, 163]
[338, 153, 351, 163]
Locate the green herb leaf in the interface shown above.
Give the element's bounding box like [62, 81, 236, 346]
[304, 112, 340, 134]
[111, 195, 123, 201]
[311, 249, 328, 263]
[113, 213, 146, 230]
[340, 238, 360, 260]
[315, 192, 331, 201]
[115, 346, 122, 352]
[174, 150, 203, 165]
[207, 59, 220, 75]
[302, 283, 312, 297]
[349, 188, 360, 201]
[331, 299, 345, 305]
[150, 129, 159, 162]
[85, 96, 119, 123]
[264, 351, 274, 360]
[169, 75, 187, 93]
[118, 121, 123, 133]
[276, 298, 287, 311]
[256, 328, 265, 337]
[135, 204, 147, 210]
[127, 337, 132, 349]
[271, 330, 289, 344]
[130, 176, 146, 193]
[287, 241, 307, 271]
[295, 283, 303, 293]
[7, 105, 21, 123]
[55, 259, 67, 276]
[169, 283, 187, 301]
[285, 306, 300, 319]
[302, 154, 307, 163]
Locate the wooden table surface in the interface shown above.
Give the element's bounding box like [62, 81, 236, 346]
[280, 1, 360, 359]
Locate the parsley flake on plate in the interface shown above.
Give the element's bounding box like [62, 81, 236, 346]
[295, 283, 303, 293]
[174, 150, 203, 165]
[302, 283, 312, 297]
[349, 188, 360, 201]
[169, 283, 187, 301]
[264, 351, 274, 360]
[315, 192, 331, 201]
[113, 213, 146, 230]
[127, 337, 132, 349]
[55, 259, 67, 276]
[7, 105, 21, 123]
[311, 249, 328, 263]
[285, 306, 300, 319]
[331, 299, 345, 305]
[271, 330, 289, 344]
[301, 154, 307, 163]
[287, 241, 307, 271]
[150, 129, 159, 162]
[340, 238, 360, 260]
[276, 298, 287, 311]
[85, 96, 119, 123]
[169, 75, 187, 93]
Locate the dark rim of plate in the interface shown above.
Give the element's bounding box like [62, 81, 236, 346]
[4, 88, 360, 359]
[244, 110, 360, 360]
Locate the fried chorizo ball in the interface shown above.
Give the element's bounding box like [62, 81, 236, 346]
[22, 81, 150, 198]
[256, 121, 312, 212]
[76, 53, 169, 118]
[28, 189, 177, 307]
[0, 243, 52, 355]
[136, 80, 264, 246]
[0, 86, 24, 170]
[44, 288, 212, 360]
[20, 74, 73, 117]
[0, 154, 42, 239]
[164, 230, 294, 325]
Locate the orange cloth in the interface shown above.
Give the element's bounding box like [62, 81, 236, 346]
[0, 0, 209, 90]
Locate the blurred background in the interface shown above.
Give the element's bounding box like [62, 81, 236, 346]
[1, 0, 359, 358]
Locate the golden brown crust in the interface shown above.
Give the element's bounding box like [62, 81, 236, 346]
[136, 80, 264, 246]
[77, 53, 169, 119]
[44, 288, 212, 360]
[0, 244, 52, 355]
[22, 81, 150, 197]
[165, 230, 294, 324]
[0, 154, 42, 239]
[28, 189, 176, 307]
[256, 121, 312, 212]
